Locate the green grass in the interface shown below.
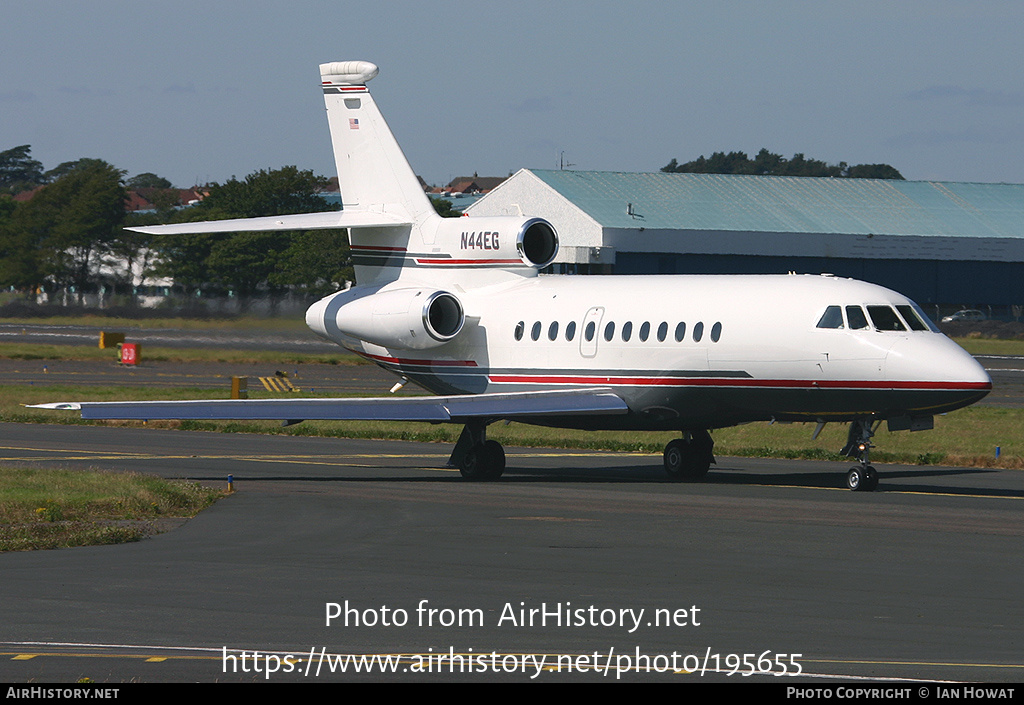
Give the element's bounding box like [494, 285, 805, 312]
[0, 466, 224, 552]
[9, 382, 1019, 469]
[170, 406, 1015, 469]
[952, 337, 1024, 356]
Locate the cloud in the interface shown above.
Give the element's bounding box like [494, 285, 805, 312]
[905, 85, 1024, 108]
[56, 86, 116, 97]
[0, 89, 35, 102]
[507, 95, 555, 113]
[885, 126, 1019, 149]
[163, 84, 197, 95]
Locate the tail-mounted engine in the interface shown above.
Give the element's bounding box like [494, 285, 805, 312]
[430, 215, 558, 270]
[311, 287, 465, 350]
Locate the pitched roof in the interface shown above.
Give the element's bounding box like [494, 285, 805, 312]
[528, 169, 1024, 239]
[446, 175, 507, 192]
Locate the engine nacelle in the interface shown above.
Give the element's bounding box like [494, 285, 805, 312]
[431, 215, 558, 269]
[319, 287, 465, 350]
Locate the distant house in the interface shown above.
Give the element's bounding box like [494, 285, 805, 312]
[13, 184, 207, 212]
[11, 186, 43, 202]
[127, 187, 208, 212]
[445, 174, 507, 194]
[125, 190, 155, 211]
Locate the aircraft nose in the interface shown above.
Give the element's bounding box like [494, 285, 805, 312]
[885, 335, 991, 407]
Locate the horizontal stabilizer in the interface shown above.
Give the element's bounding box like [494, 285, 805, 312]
[29, 388, 628, 422]
[125, 210, 411, 236]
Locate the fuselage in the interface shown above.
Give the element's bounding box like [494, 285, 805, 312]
[307, 273, 991, 432]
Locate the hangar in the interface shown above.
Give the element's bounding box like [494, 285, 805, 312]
[465, 169, 1024, 315]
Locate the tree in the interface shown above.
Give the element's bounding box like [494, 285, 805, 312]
[191, 166, 334, 219]
[0, 194, 41, 291]
[430, 196, 462, 218]
[661, 149, 904, 179]
[0, 145, 45, 195]
[845, 164, 904, 180]
[127, 172, 173, 189]
[270, 229, 353, 298]
[10, 160, 127, 303]
[153, 166, 342, 305]
[42, 158, 113, 184]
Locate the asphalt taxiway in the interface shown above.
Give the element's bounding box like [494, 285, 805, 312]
[2, 335, 1023, 682]
[1, 422, 1022, 682]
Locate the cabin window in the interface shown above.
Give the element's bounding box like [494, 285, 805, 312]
[548, 321, 559, 340]
[565, 321, 577, 341]
[710, 321, 722, 342]
[674, 322, 686, 342]
[604, 321, 615, 342]
[867, 305, 906, 331]
[693, 321, 704, 342]
[531, 321, 542, 340]
[585, 321, 596, 341]
[639, 322, 650, 341]
[514, 321, 525, 341]
[621, 321, 633, 342]
[816, 306, 844, 329]
[896, 305, 929, 332]
[657, 322, 668, 342]
[846, 306, 869, 330]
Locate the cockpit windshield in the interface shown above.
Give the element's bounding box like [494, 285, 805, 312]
[816, 302, 940, 333]
[896, 305, 928, 331]
[867, 306, 905, 331]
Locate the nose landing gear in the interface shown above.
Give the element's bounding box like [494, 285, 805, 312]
[842, 419, 880, 492]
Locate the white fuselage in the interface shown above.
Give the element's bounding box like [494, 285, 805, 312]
[307, 272, 991, 432]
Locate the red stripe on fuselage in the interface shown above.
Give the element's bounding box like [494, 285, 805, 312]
[487, 374, 991, 391]
[413, 258, 523, 265]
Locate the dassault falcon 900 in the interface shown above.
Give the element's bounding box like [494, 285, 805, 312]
[36, 61, 992, 491]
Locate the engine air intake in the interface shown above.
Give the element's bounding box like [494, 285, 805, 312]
[424, 291, 464, 341]
[517, 218, 558, 268]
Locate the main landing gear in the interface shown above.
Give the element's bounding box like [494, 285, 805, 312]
[448, 422, 505, 481]
[663, 429, 716, 481]
[841, 419, 880, 492]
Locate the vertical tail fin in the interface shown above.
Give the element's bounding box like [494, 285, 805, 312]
[320, 62, 435, 226]
[317, 62, 553, 289]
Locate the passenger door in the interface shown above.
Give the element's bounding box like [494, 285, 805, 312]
[579, 306, 604, 358]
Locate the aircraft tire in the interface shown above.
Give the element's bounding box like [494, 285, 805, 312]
[846, 466, 876, 491]
[663, 439, 710, 482]
[483, 440, 505, 479]
[862, 465, 878, 491]
[459, 441, 505, 481]
[459, 444, 489, 480]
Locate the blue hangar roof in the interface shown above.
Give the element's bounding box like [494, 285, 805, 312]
[528, 169, 1024, 239]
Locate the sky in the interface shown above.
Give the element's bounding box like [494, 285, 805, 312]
[3, 1, 1024, 188]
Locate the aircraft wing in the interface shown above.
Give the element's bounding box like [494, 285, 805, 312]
[29, 388, 629, 423]
[125, 210, 411, 235]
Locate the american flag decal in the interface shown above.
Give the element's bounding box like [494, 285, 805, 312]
[349, 118, 360, 130]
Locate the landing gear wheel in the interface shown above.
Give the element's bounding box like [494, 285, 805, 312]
[847, 466, 878, 492]
[846, 467, 863, 491]
[459, 444, 487, 480]
[459, 441, 505, 481]
[483, 440, 505, 479]
[664, 438, 711, 482]
[862, 465, 878, 492]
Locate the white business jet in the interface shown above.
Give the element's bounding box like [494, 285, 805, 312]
[36, 61, 991, 491]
